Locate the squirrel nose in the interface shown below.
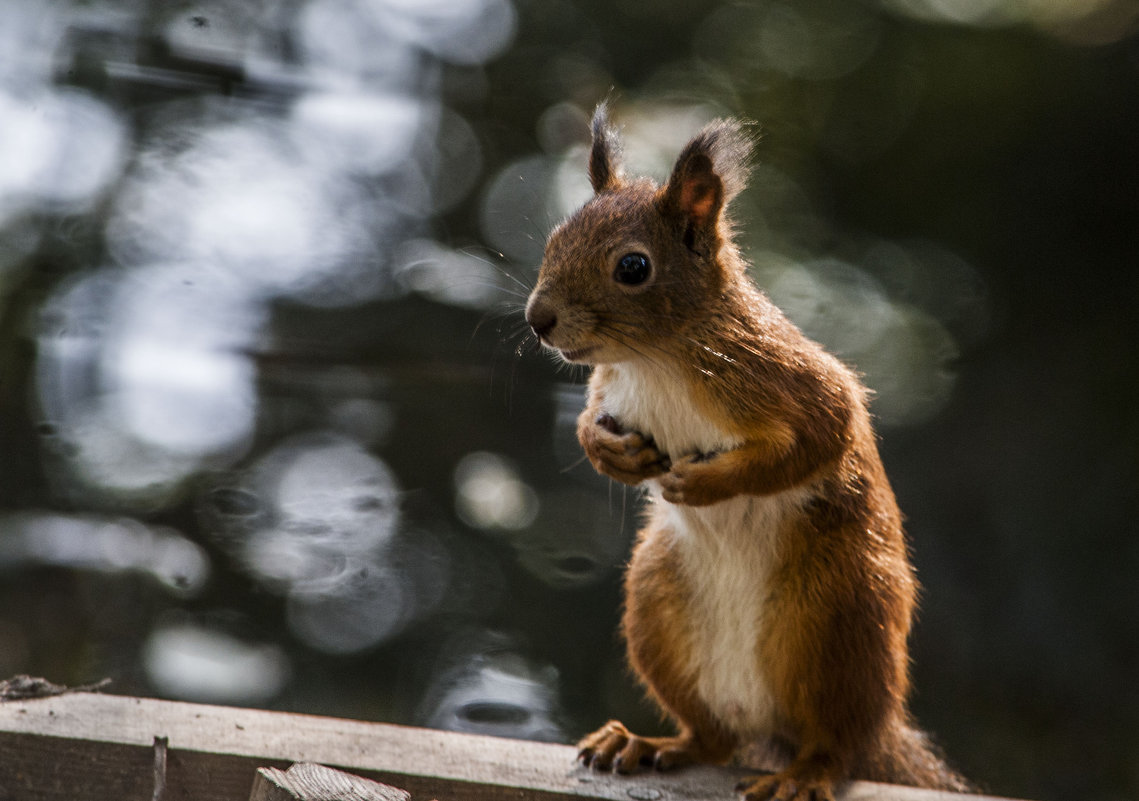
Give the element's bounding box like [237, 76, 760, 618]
[526, 300, 558, 339]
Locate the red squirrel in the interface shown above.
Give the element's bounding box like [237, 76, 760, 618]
[524, 105, 971, 801]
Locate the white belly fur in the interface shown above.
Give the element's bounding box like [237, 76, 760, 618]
[600, 362, 741, 457]
[600, 362, 808, 738]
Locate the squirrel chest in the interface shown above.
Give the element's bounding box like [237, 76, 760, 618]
[597, 361, 808, 737]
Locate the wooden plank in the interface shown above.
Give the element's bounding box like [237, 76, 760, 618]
[153, 736, 169, 801]
[250, 763, 412, 801]
[0, 693, 1019, 801]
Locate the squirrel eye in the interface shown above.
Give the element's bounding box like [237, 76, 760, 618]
[613, 252, 651, 286]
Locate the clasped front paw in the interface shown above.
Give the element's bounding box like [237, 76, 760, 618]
[579, 414, 670, 486]
[658, 451, 732, 506]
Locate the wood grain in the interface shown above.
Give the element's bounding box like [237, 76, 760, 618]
[250, 762, 412, 801]
[0, 693, 1019, 801]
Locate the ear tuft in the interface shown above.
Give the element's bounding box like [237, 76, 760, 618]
[589, 103, 624, 193]
[664, 118, 755, 229]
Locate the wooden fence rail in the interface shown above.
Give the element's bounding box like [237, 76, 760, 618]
[0, 692, 1019, 801]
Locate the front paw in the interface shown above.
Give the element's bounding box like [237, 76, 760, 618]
[578, 720, 698, 774]
[579, 414, 670, 486]
[659, 452, 735, 506]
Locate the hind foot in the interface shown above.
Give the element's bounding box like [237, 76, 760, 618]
[736, 766, 839, 801]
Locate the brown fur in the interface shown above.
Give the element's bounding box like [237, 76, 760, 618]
[526, 105, 970, 801]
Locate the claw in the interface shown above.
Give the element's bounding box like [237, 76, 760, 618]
[735, 770, 774, 792]
[736, 772, 836, 801]
[596, 413, 623, 434]
[575, 721, 706, 777]
[581, 419, 669, 485]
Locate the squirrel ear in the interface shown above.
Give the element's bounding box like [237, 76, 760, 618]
[663, 119, 753, 230]
[589, 103, 623, 193]
[668, 151, 723, 230]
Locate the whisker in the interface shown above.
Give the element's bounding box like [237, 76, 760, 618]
[487, 287, 533, 301]
[514, 333, 543, 359]
[560, 453, 591, 474]
[619, 482, 630, 537]
[595, 316, 740, 383]
[474, 302, 529, 341]
[593, 324, 670, 372]
[457, 250, 536, 297]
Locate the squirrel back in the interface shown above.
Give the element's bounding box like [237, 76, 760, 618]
[526, 105, 970, 799]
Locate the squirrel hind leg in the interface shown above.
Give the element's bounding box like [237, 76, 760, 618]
[735, 751, 844, 801]
[738, 765, 847, 801]
[736, 775, 836, 801]
[737, 735, 796, 775]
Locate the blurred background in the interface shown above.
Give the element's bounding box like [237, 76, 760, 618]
[0, 0, 1136, 799]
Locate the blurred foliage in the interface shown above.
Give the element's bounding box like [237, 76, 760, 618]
[0, 1, 1137, 800]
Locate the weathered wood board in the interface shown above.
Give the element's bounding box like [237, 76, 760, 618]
[0, 693, 1018, 801]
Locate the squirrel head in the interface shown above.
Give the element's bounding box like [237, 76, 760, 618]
[526, 103, 754, 366]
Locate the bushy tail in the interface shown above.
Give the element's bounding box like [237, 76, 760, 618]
[861, 720, 973, 793]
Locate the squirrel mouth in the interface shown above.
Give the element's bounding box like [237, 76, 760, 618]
[559, 346, 599, 363]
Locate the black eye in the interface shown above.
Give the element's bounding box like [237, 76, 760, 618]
[614, 253, 651, 286]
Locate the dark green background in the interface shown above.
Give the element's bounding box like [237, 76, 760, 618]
[0, 2, 1135, 800]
